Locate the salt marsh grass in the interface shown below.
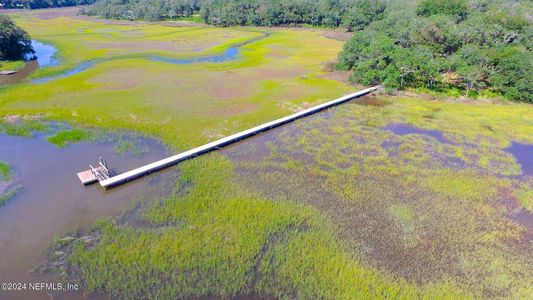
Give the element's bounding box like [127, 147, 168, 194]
[0, 160, 11, 181]
[1, 9, 532, 299]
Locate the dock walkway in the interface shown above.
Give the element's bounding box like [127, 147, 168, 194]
[80, 87, 378, 189]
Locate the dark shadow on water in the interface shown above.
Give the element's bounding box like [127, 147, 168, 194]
[220, 129, 275, 162]
[354, 96, 392, 107]
[505, 142, 533, 176]
[383, 123, 450, 144]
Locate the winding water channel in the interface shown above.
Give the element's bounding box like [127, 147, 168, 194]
[1, 38, 247, 86]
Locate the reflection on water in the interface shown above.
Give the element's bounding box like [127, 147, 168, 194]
[0, 40, 58, 86]
[0, 130, 177, 299]
[26, 40, 59, 67]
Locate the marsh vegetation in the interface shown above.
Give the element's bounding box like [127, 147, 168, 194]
[0, 118, 177, 293]
[0, 5, 531, 300]
[78, 0, 533, 102]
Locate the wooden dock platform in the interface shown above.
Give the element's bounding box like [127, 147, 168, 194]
[0, 70, 17, 75]
[77, 158, 111, 186]
[93, 87, 378, 189]
[77, 170, 97, 185]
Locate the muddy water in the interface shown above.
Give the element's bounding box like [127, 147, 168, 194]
[0, 60, 38, 87]
[0, 131, 177, 299]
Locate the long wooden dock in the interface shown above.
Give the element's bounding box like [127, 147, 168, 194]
[89, 87, 377, 189]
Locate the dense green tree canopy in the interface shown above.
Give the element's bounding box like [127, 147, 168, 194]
[338, 0, 532, 102]
[0, 14, 33, 60]
[0, 0, 95, 9]
[5, 0, 531, 102]
[416, 0, 468, 18]
[82, 0, 385, 28]
[81, 0, 532, 102]
[198, 0, 385, 28]
[81, 0, 200, 21]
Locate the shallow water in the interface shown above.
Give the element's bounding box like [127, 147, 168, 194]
[32, 61, 96, 84]
[383, 123, 450, 144]
[4, 42, 239, 85]
[26, 40, 59, 67]
[32, 48, 240, 84]
[0, 130, 177, 299]
[0, 40, 58, 86]
[505, 142, 533, 176]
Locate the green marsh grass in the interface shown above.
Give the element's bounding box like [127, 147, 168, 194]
[0, 60, 25, 72]
[0, 185, 21, 206]
[0, 118, 48, 137]
[515, 182, 533, 212]
[0, 161, 19, 206]
[228, 96, 533, 298]
[0, 161, 11, 181]
[2, 10, 532, 299]
[47, 129, 92, 147]
[68, 155, 472, 299]
[112, 138, 146, 156]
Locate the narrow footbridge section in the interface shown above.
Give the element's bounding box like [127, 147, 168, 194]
[80, 86, 378, 189]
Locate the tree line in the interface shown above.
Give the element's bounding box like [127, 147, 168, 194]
[81, 0, 533, 103]
[338, 0, 532, 102]
[81, 0, 385, 30]
[0, 0, 95, 9]
[0, 14, 33, 61]
[2, 0, 531, 103]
